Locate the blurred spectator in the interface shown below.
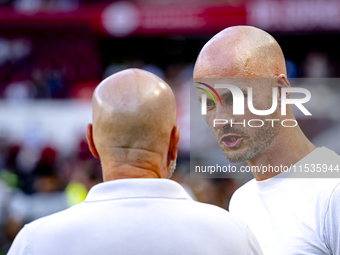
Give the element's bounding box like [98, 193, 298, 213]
[285, 58, 298, 78]
[4, 80, 34, 102]
[302, 51, 333, 78]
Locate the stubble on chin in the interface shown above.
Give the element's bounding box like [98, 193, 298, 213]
[221, 124, 281, 163]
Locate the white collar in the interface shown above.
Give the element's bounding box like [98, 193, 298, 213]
[85, 178, 193, 202]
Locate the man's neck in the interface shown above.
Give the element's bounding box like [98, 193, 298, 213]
[100, 148, 168, 181]
[247, 124, 317, 181]
[103, 166, 162, 181]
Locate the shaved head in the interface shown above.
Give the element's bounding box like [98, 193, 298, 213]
[87, 68, 179, 180]
[194, 26, 286, 78]
[193, 26, 289, 165]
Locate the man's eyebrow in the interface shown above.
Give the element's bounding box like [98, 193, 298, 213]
[219, 91, 232, 99]
[219, 88, 248, 99]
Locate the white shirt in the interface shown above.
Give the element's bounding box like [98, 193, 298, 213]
[230, 147, 340, 255]
[9, 178, 263, 255]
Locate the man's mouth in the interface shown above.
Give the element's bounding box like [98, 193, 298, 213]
[221, 134, 243, 149]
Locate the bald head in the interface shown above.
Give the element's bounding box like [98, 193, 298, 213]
[194, 26, 286, 78]
[87, 68, 179, 180]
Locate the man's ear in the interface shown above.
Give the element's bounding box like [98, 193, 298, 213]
[275, 74, 291, 101]
[86, 124, 100, 158]
[167, 125, 180, 165]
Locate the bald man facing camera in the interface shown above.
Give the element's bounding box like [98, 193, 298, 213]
[8, 69, 263, 255]
[194, 26, 340, 255]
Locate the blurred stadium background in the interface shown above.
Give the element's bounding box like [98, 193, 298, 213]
[0, 0, 340, 252]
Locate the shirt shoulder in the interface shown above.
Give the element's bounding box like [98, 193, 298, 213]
[323, 182, 340, 254]
[190, 200, 263, 255]
[229, 179, 257, 212]
[24, 202, 84, 233]
[300, 178, 340, 200]
[233, 179, 257, 196]
[8, 203, 85, 254]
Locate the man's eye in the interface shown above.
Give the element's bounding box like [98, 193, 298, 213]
[207, 101, 215, 107]
[226, 97, 233, 103]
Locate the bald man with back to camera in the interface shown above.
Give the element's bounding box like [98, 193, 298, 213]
[194, 26, 340, 255]
[8, 68, 263, 255]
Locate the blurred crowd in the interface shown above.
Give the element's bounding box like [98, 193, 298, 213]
[0, 28, 101, 101]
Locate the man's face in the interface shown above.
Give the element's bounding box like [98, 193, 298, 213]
[195, 78, 281, 163]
